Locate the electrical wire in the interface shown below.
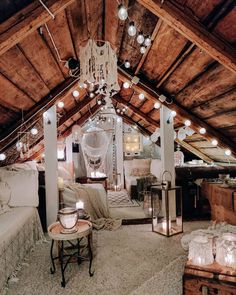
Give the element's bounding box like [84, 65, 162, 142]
[38, 0, 55, 19]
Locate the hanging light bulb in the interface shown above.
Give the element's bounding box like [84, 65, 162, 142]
[122, 108, 126, 112]
[97, 100, 102, 105]
[117, 109, 120, 113]
[123, 81, 130, 89]
[140, 46, 146, 54]
[31, 127, 38, 136]
[57, 101, 64, 109]
[139, 93, 145, 100]
[137, 32, 145, 44]
[128, 22, 136, 37]
[171, 110, 177, 117]
[184, 120, 191, 127]
[89, 92, 95, 98]
[225, 149, 231, 156]
[72, 90, 80, 98]
[118, 4, 128, 20]
[144, 36, 151, 46]
[154, 102, 161, 109]
[199, 127, 206, 134]
[124, 60, 131, 68]
[0, 153, 6, 161]
[211, 139, 218, 146]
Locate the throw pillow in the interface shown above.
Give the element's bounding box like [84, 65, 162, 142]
[130, 167, 150, 177]
[0, 170, 39, 207]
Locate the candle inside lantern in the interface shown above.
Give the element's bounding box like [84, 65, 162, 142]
[76, 201, 84, 209]
[58, 207, 78, 233]
[162, 218, 171, 231]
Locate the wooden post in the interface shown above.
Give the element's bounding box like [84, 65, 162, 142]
[115, 117, 124, 189]
[43, 105, 58, 227]
[160, 105, 176, 218]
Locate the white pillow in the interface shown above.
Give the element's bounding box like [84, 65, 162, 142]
[0, 181, 11, 215]
[0, 170, 39, 207]
[133, 158, 151, 169]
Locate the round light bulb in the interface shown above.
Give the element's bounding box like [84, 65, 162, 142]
[211, 139, 218, 146]
[128, 22, 136, 37]
[117, 117, 122, 123]
[139, 93, 145, 100]
[0, 153, 6, 161]
[225, 149, 231, 156]
[137, 33, 145, 44]
[124, 60, 131, 68]
[72, 90, 80, 98]
[144, 36, 151, 47]
[97, 100, 102, 105]
[31, 127, 38, 136]
[83, 83, 88, 89]
[57, 101, 64, 109]
[171, 110, 177, 117]
[117, 109, 120, 113]
[154, 102, 161, 109]
[184, 120, 191, 127]
[123, 81, 130, 89]
[140, 46, 146, 54]
[118, 4, 128, 21]
[89, 92, 95, 98]
[199, 127, 206, 134]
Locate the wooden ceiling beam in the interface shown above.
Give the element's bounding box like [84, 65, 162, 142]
[112, 94, 159, 127]
[118, 67, 236, 157]
[0, 0, 75, 56]
[0, 76, 80, 152]
[137, 0, 236, 74]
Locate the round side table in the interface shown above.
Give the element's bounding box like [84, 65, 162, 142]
[48, 219, 94, 287]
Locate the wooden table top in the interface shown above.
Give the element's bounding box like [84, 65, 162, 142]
[48, 219, 92, 241]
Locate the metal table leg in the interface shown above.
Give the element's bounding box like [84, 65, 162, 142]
[50, 240, 55, 274]
[60, 241, 66, 288]
[88, 233, 94, 276]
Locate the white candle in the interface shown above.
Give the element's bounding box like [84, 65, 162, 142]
[162, 218, 171, 231]
[76, 201, 84, 210]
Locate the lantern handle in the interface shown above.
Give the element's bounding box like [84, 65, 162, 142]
[161, 170, 172, 183]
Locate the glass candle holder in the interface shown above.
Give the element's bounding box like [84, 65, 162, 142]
[189, 235, 214, 266]
[58, 208, 78, 234]
[216, 233, 236, 268]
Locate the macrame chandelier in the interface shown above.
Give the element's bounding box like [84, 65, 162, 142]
[79, 39, 120, 100]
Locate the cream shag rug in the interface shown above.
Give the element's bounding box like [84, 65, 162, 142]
[5, 222, 209, 295]
[107, 190, 140, 208]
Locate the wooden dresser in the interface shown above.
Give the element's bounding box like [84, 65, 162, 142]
[201, 182, 236, 225]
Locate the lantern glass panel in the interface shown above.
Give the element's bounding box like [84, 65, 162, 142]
[151, 185, 182, 237]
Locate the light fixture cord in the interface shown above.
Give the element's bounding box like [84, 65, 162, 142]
[38, 0, 55, 19]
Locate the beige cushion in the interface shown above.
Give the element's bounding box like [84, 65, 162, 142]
[2, 161, 38, 171]
[0, 170, 38, 207]
[132, 158, 151, 169]
[130, 167, 150, 177]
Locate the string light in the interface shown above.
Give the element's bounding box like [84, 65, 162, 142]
[199, 127, 206, 134]
[124, 60, 131, 68]
[137, 32, 145, 44]
[171, 110, 177, 117]
[30, 128, 38, 136]
[225, 149, 231, 156]
[57, 101, 64, 108]
[89, 92, 95, 98]
[139, 93, 145, 100]
[72, 90, 80, 98]
[0, 153, 6, 161]
[123, 81, 130, 89]
[140, 46, 146, 54]
[184, 120, 191, 127]
[154, 102, 161, 109]
[144, 36, 151, 46]
[128, 22, 137, 37]
[118, 4, 128, 20]
[211, 139, 218, 146]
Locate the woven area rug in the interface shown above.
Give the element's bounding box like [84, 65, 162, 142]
[107, 190, 140, 208]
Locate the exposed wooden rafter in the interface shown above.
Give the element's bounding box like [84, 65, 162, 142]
[0, 0, 76, 56]
[137, 0, 236, 73]
[118, 67, 236, 157]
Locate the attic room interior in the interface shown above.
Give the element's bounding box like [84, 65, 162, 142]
[0, 0, 236, 294]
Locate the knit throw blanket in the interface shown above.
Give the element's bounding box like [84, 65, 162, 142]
[66, 183, 122, 231]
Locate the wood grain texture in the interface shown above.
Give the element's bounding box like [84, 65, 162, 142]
[142, 22, 188, 82]
[176, 63, 236, 108]
[0, 45, 49, 101]
[18, 30, 64, 89]
[0, 0, 76, 55]
[137, 0, 236, 73]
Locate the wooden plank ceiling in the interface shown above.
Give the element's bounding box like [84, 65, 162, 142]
[0, 0, 235, 165]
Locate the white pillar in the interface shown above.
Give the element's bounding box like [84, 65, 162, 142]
[160, 105, 176, 218]
[43, 106, 58, 227]
[115, 117, 124, 188]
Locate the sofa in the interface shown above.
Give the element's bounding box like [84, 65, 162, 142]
[124, 158, 162, 197]
[0, 163, 44, 292]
